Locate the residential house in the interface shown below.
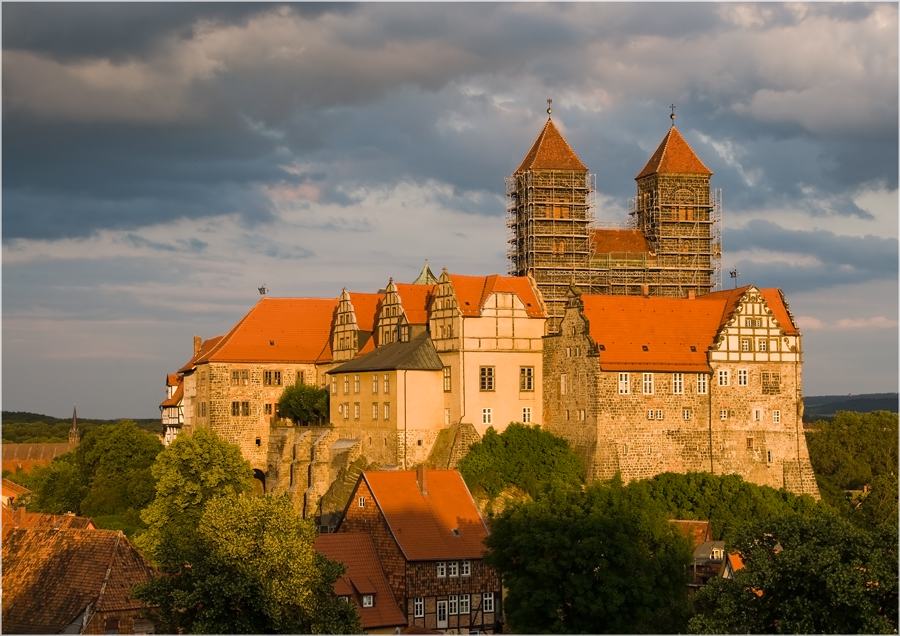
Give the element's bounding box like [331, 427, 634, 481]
[159, 374, 184, 446]
[337, 468, 501, 634]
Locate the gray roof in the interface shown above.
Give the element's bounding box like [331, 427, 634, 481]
[327, 333, 443, 373]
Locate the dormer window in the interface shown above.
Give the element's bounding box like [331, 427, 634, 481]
[362, 594, 374, 608]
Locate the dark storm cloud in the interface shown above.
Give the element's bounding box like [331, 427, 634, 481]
[125, 234, 208, 253]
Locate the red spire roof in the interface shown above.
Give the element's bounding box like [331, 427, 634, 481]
[636, 126, 712, 179]
[516, 119, 587, 173]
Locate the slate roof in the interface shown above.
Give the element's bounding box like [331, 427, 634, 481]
[579, 285, 797, 372]
[2, 528, 156, 634]
[636, 126, 712, 179]
[356, 469, 490, 561]
[314, 533, 407, 630]
[516, 119, 587, 173]
[327, 333, 443, 374]
[447, 273, 546, 319]
[193, 297, 339, 365]
[590, 229, 652, 255]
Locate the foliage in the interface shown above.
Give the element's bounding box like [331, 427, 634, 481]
[277, 382, 330, 425]
[642, 472, 825, 543]
[133, 494, 362, 634]
[458, 423, 583, 499]
[1, 412, 163, 441]
[136, 427, 254, 564]
[688, 514, 898, 634]
[485, 478, 692, 634]
[27, 452, 88, 515]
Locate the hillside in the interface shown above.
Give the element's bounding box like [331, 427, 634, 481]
[2, 411, 161, 444]
[803, 393, 898, 422]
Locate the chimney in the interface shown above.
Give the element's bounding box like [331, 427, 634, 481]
[642, 284, 650, 297]
[193, 335, 202, 357]
[688, 290, 696, 300]
[416, 465, 428, 495]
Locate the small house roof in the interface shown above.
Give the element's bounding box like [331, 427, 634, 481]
[327, 333, 443, 374]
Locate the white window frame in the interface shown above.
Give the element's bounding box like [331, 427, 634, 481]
[436, 561, 446, 578]
[738, 369, 748, 386]
[461, 560, 471, 576]
[460, 593, 471, 614]
[773, 410, 781, 423]
[656, 409, 664, 420]
[448, 561, 459, 577]
[643, 373, 654, 395]
[759, 339, 768, 352]
[753, 408, 762, 421]
[354, 403, 360, 420]
[741, 339, 750, 352]
[618, 372, 630, 395]
[331, 377, 337, 394]
[344, 375, 350, 394]
[647, 409, 655, 420]
[358, 497, 365, 507]
[720, 409, 728, 420]
[482, 408, 492, 425]
[383, 374, 390, 394]
[414, 597, 424, 618]
[362, 594, 373, 608]
[449, 595, 459, 615]
[522, 407, 532, 423]
[672, 373, 683, 394]
[383, 402, 390, 420]
[718, 370, 730, 386]
[560, 373, 568, 395]
[372, 374, 378, 394]
[697, 374, 708, 395]
[520, 366, 534, 391]
[483, 593, 494, 613]
[354, 374, 360, 393]
[480, 366, 495, 391]
[683, 409, 691, 421]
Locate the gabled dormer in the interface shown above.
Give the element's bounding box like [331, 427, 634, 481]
[376, 279, 435, 347]
[709, 285, 801, 365]
[333, 289, 384, 362]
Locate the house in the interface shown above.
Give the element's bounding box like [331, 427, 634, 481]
[1, 478, 31, 508]
[159, 374, 184, 446]
[690, 540, 726, 590]
[720, 552, 745, 580]
[670, 519, 714, 551]
[542, 284, 819, 498]
[314, 532, 408, 633]
[337, 467, 501, 633]
[1, 442, 78, 474]
[1, 527, 157, 634]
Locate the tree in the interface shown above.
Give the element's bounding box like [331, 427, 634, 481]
[484, 478, 692, 634]
[277, 382, 329, 425]
[28, 452, 87, 515]
[133, 494, 362, 634]
[688, 514, 898, 634]
[458, 423, 583, 499]
[136, 427, 254, 564]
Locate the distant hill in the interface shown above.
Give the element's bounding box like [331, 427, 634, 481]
[2, 412, 161, 444]
[803, 393, 898, 422]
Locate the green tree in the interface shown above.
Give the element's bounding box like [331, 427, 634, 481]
[485, 479, 692, 634]
[688, 514, 898, 634]
[133, 494, 361, 634]
[29, 452, 88, 515]
[458, 423, 583, 499]
[277, 382, 329, 425]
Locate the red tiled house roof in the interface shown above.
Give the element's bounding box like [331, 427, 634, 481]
[670, 520, 714, 550]
[2, 478, 32, 501]
[447, 273, 546, 318]
[345, 291, 385, 355]
[17, 513, 97, 531]
[516, 119, 587, 173]
[177, 334, 225, 373]
[636, 125, 712, 179]
[314, 533, 407, 630]
[1, 528, 157, 634]
[2, 443, 78, 474]
[159, 381, 183, 408]
[390, 284, 436, 326]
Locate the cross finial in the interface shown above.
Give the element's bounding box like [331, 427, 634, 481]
[547, 98, 553, 119]
[669, 103, 676, 126]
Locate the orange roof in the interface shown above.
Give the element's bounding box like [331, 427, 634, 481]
[391, 284, 435, 325]
[17, 512, 96, 531]
[359, 469, 489, 561]
[2, 478, 31, 500]
[166, 373, 180, 387]
[177, 334, 225, 373]
[346, 292, 385, 332]
[447, 273, 545, 318]
[670, 520, 714, 550]
[590, 229, 651, 254]
[314, 533, 407, 630]
[759, 288, 800, 336]
[160, 382, 184, 408]
[195, 297, 339, 364]
[516, 119, 587, 173]
[636, 126, 712, 179]
[581, 287, 749, 372]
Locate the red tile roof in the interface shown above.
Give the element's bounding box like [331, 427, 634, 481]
[166, 373, 180, 387]
[177, 334, 225, 373]
[759, 288, 800, 336]
[159, 382, 184, 408]
[447, 273, 546, 318]
[195, 297, 339, 364]
[2, 478, 32, 500]
[17, 512, 96, 531]
[1, 528, 156, 634]
[314, 533, 407, 630]
[670, 520, 714, 550]
[391, 284, 435, 325]
[2, 444, 78, 474]
[636, 126, 712, 179]
[346, 292, 385, 332]
[590, 229, 651, 254]
[360, 469, 489, 561]
[516, 119, 587, 173]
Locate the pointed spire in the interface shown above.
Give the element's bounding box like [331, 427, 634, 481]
[411, 259, 438, 285]
[516, 118, 587, 173]
[69, 405, 79, 444]
[636, 126, 712, 179]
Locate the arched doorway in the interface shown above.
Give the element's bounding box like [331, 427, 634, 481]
[252, 469, 266, 495]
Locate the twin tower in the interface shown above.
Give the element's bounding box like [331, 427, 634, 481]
[507, 114, 722, 330]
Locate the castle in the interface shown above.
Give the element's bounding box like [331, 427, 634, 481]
[160, 110, 819, 520]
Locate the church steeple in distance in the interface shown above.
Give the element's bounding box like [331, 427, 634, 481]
[69, 404, 80, 444]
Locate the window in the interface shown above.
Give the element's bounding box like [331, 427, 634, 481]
[618, 372, 630, 394]
[482, 408, 492, 425]
[297, 370, 305, 384]
[720, 409, 728, 420]
[461, 560, 471, 576]
[560, 373, 568, 395]
[449, 595, 459, 615]
[656, 409, 664, 420]
[647, 409, 655, 420]
[384, 403, 390, 420]
[762, 372, 781, 395]
[747, 437, 754, 449]
[755, 319, 761, 327]
[384, 374, 390, 394]
[448, 561, 459, 577]
[753, 408, 762, 421]
[483, 593, 494, 613]
[522, 407, 532, 423]
[773, 409, 781, 423]
[201, 402, 207, 417]
[460, 593, 471, 614]
[231, 370, 240, 386]
[443, 367, 452, 392]
[436, 561, 446, 578]
[767, 450, 773, 463]
[264, 370, 281, 386]
[343, 375, 350, 394]
[358, 496, 365, 508]
[232, 401, 240, 417]
[565, 410, 570, 421]
[480, 367, 495, 391]
[759, 340, 768, 352]
[738, 369, 748, 386]
[683, 409, 691, 420]
[241, 370, 249, 385]
[643, 373, 654, 395]
[520, 366, 534, 391]
[697, 374, 708, 395]
[741, 339, 750, 352]
[718, 370, 730, 386]
[372, 374, 378, 394]
[745, 318, 752, 327]
[672, 373, 684, 394]
[331, 377, 337, 394]
[274, 371, 281, 386]
[362, 594, 374, 608]
[264, 403, 272, 415]
[354, 403, 360, 420]
[239, 401, 249, 417]
[578, 409, 585, 421]
[445, 408, 451, 425]
[343, 403, 350, 420]
[372, 403, 379, 419]
[414, 597, 424, 618]
[354, 375, 360, 393]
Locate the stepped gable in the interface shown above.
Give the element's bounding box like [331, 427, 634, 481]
[314, 533, 407, 631]
[391, 283, 435, 325]
[329, 332, 443, 374]
[580, 287, 750, 372]
[195, 297, 339, 364]
[357, 469, 489, 561]
[590, 229, 652, 254]
[1, 528, 156, 634]
[341, 290, 385, 355]
[516, 118, 587, 173]
[636, 125, 712, 179]
[447, 273, 545, 318]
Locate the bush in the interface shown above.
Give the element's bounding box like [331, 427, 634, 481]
[277, 382, 329, 425]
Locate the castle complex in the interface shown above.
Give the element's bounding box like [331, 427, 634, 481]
[161, 110, 819, 519]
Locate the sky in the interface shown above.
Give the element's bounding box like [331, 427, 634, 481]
[2, 2, 898, 419]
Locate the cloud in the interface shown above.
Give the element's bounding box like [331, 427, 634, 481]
[797, 315, 898, 331]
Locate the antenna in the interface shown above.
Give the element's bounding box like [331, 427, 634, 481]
[729, 269, 740, 288]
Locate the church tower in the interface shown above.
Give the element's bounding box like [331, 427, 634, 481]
[506, 107, 595, 330]
[69, 404, 80, 444]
